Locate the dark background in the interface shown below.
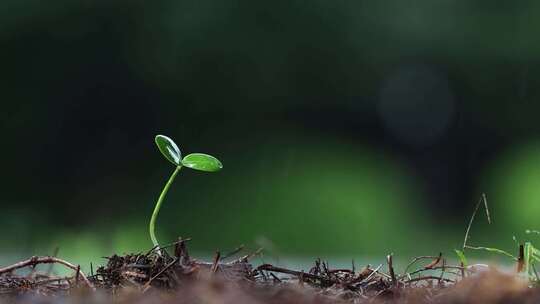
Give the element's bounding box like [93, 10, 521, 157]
[2, 0, 540, 265]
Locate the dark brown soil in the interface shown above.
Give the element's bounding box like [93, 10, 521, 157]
[0, 238, 536, 303]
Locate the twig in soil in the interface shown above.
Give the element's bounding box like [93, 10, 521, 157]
[0, 256, 95, 291]
[174, 237, 191, 264]
[211, 251, 221, 273]
[517, 244, 525, 273]
[75, 265, 80, 285]
[142, 257, 179, 293]
[403, 255, 442, 275]
[257, 264, 329, 283]
[423, 253, 442, 270]
[269, 273, 281, 283]
[145, 238, 192, 257]
[328, 269, 354, 274]
[438, 259, 446, 285]
[387, 254, 397, 288]
[405, 276, 454, 284]
[358, 264, 382, 285]
[221, 245, 244, 261]
[45, 247, 60, 276]
[228, 248, 263, 265]
[407, 265, 464, 277]
[34, 276, 72, 285]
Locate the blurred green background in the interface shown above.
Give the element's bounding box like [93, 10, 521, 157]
[2, 0, 540, 269]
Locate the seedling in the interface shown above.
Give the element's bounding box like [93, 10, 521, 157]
[455, 194, 540, 283]
[149, 135, 223, 252]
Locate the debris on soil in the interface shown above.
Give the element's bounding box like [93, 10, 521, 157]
[0, 237, 536, 303]
[0, 256, 95, 296]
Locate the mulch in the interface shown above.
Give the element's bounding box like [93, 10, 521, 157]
[0, 238, 536, 304]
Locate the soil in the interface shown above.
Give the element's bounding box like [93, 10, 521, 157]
[0, 237, 536, 303]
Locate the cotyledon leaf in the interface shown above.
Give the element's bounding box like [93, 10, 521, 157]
[155, 135, 182, 166]
[182, 153, 223, 172]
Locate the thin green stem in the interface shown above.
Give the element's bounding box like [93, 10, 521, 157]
[149, 166, 182, 251]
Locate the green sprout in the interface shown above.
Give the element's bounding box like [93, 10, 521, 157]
[149, 135, 223, 252]
[454, 194, 540, 283]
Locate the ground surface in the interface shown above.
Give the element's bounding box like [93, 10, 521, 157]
[0, 239, 535, 303]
